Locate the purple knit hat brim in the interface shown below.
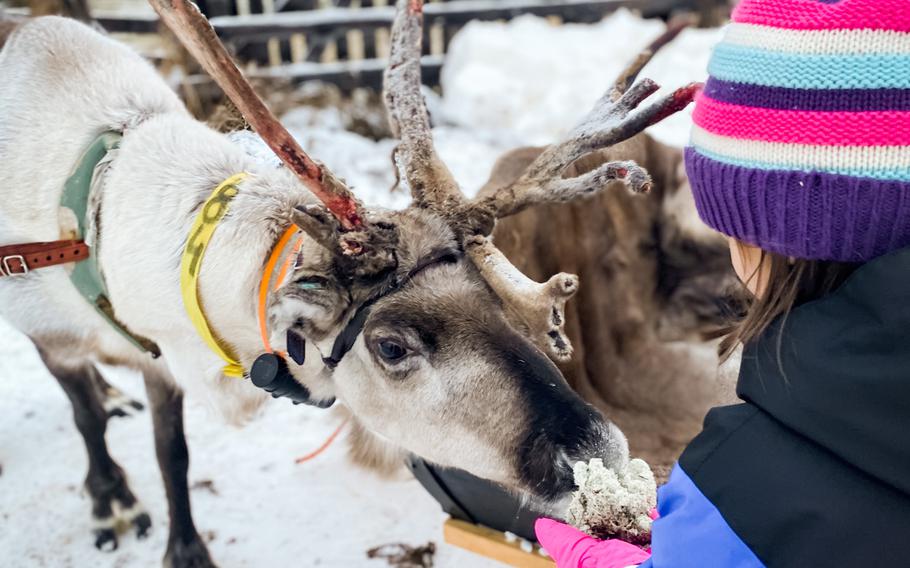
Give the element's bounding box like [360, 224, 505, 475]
[686, 148, 910, 262]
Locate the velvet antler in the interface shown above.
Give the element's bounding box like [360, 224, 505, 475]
[149, 0, 363, 230]
[380, 2, 699, 362]
[383, 0, 499, 236]
[473, 19, 699, 219]
[465, 236, 579, 361]
[383, 0, 463, 212]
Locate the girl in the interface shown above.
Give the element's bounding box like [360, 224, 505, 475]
[536, 0, 910, 565]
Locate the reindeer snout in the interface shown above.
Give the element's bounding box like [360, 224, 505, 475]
[517, 408, 630, 504]
[496, 327, 630, 504]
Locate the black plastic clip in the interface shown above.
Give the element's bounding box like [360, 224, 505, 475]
[250, 353, 334, 408]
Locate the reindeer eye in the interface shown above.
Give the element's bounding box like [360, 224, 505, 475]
[376, 339, 408, 363]
[296, 275, 327, 290]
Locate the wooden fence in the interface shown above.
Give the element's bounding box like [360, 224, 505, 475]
[18, 0, 728, 89]
[207, 0, 724, 88]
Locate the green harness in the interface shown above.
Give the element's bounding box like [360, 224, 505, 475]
[61, 132, 160, 357]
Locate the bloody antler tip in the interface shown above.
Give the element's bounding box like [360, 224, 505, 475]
[676, 82, 704, 104]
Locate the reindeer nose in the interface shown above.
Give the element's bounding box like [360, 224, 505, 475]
[490, 325, 627, 502]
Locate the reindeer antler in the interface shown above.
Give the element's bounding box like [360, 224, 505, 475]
[382, 1, 699, 362]
[474, 18, 699, 219]
[384, 0, 463, 212]
[466, 236, 579, 362]
[149, 0, 363, 230]
[383, 0, 497, 236]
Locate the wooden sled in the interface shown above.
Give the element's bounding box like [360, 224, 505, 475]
[444, 518, 554, 568]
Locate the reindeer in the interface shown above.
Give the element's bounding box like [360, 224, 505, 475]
[0, 1, 697, 565]
[490, 134, 740, 477]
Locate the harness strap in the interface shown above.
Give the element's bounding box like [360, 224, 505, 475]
[63, 132, 161, 357]
[2, 132, 160, 356]
[323, 299, 375, 369]
[257, 225, 303, 355]
[323, 248, 458, 369]
[0, 240, 89, 277]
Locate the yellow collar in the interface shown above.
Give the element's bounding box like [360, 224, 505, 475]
[180, 173, 248, 377]
[180, 173, 305, 378]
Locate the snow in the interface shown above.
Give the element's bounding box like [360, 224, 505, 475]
[439, 11, 723, 148]
[0, 316, 495, 567]
[0, 10, 719, 567]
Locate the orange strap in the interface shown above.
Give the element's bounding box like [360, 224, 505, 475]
[259, 228, 349, 464]
[275, 234, 305, 293]
[257, 226, 304, 354]
[295, 417, 351, 464]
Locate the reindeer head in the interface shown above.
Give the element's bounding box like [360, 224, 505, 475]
[152, 0, 698, 508]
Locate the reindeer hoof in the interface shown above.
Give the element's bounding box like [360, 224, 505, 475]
[133, 511, 153, 539]
[89, 494, 150, 552]
[165, 537, 217, 568]
[94, 528, 118, 552]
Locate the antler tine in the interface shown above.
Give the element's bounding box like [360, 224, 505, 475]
[474, 20, 700, 220]
[462, 19, 698, 363]
[383, 0, 465, 214]
[466, 236, 578, 362]
[610, 15, 693, 102]
[149, 0, 363, 230]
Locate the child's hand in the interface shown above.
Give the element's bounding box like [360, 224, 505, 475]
[534, 518, 651, 568]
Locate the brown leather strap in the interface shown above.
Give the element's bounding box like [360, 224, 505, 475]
[0, 240, 89, 277]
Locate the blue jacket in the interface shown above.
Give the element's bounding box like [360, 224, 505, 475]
[641, 247, 910, 567]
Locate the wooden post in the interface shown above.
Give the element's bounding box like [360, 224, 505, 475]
[443, 518, 555, 568]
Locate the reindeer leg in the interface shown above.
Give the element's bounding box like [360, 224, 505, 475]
[33, 343, 151, 551]
[88, 367, 145, 419]
[143, 372, 216, 568]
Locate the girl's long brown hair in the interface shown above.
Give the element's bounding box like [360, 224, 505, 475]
[719, 244, 859, 362]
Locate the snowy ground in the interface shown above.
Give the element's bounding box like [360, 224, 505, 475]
[0, 318, 496, 568]
[0, 11, 720, 568]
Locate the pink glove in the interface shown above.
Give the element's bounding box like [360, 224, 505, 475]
[534, 518, 651, 568]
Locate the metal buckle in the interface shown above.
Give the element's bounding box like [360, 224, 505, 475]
[2, 255, 28, 276]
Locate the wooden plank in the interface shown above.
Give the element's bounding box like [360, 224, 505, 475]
[243, 54, 443, 89]
[76, 0, 721, 43]
[261, 0, 284, 66]
[96, 14, 158, 33]
[209, 0, 684, 42]
[183, 54, 442, 91]
[443, 518, 555, 568]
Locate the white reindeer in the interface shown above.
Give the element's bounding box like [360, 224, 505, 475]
[0, 1, 697, 565]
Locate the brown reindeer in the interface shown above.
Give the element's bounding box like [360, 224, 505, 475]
[490, 134, 740, 476]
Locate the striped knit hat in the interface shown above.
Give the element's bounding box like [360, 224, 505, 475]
[685, 0, 910, 262]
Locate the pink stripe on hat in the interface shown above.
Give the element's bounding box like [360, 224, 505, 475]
[734, 0, 910, 32]
[693, 95, 910, 146]
[686, 0, 910, 262]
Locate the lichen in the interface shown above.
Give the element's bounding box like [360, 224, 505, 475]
[566, 458, 657, 545]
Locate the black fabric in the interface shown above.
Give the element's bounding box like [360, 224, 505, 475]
[408, 456, 544, 542]
[679, 404, 910, 566]
[679, 247, 910, 567]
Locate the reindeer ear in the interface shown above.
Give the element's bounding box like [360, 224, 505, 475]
[293, 205, 341, 252]
[293, 205, 400, 280]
